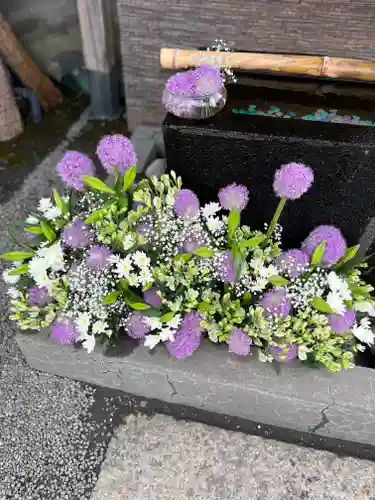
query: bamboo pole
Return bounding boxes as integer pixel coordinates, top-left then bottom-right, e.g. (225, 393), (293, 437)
(0, 58), (23, 141)
(160, 48), (375, 82)
(0, 13), (61, 109)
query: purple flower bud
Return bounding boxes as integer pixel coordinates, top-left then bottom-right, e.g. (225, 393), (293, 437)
(63, 219), (89, 249)
(218, 183), (249, 211)
(227, 328), (252, 356)
(57, 151), (95, 191)
(166, 311), (203, 359)
(275, 249), (310, 278)
(301, 225), (347, 266)
(328, 309), (356, 333)
(273, 162), (314, 200)
(125, 312), (150, 339)
(51, 320), (77, 345)
(143, 287), (163, 309)
(87, 246), (112, 269)
(261, 289), (291, 318)
(216, 251), (236, 284)
(268, 343), (298, 362)
(174, 189), (200, 219)
(28, 285), (50, 307)
(96, 134), (137, 174)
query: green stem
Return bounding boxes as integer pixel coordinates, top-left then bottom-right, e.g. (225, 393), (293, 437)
(264, 196), (287, 245)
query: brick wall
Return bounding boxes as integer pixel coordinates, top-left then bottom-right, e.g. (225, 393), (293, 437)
(117, 0), (375, 130)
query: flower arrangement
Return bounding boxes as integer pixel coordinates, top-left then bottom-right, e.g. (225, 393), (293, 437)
(2, 135), (375, 372)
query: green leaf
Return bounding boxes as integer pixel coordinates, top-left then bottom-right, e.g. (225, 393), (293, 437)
(334, 245), (361, 269)
(198, 301), (211, 312)
(124, 298), (150, 311)
(175, 252), (192, 262)
(227, 208), (240, 241)
(114, 170), (121, 196)
(311, 240), (326, 266)
(0, 251), (34, 261)
(40, 221), (57, 242)
(103, 291), (120, 305)
(142, 308), (162, 318)
(238, 235), (266, 249)
(25, 225), (43, 235)
(269, 275), (290, 286)
(159, 311), (175, 323)
(232, 244), (244, 281)
(193, 246), (215, 258)
(85, 209), (106, 224)
(53, 188), (66, 215)
(9, 263), (29, 276)
(311, 296), (334, 313)
(82, 175), (116, 194)
(118, 194), (128, 211)
(123, 165), (137, 192)
(242, 291), (252, 304)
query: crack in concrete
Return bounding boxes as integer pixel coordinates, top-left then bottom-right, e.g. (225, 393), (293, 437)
(309, 382), (336, 433)
(166, 375), (178, 399)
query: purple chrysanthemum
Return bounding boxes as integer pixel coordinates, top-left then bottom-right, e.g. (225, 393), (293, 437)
(125, 312), (151, 339)
(328, 309), (356, 333)
(96, 134), (137, 174)
(166, 311), (203, 360)
(275, 249), (310, 278)
(268, 343), (298, 362)
(28, 285), (50, 307)
(227, 328), (252, 356)
(261, 289), (292, 318)
(216, 251), (236, 283)
(174, 189), (200, 219)
(301, 225), (347, 265)
(218, 183), (249, 212)
(63, 219), (89, 249)
(56, 151), (95, 191)
(51, 320), (77, 345)
(143, 287), (163, 309)
(273, 162), (314, 200)
(87, 246), (112, 269)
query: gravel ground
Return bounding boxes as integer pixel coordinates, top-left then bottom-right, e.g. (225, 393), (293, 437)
(0, 110), (126, 500)
(92, 414), (375, 500)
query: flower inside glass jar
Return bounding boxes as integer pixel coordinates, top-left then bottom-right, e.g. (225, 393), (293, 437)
(162, 64), (227, 119)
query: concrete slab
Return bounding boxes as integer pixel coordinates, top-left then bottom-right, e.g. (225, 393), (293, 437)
(16, 331), (375, 447)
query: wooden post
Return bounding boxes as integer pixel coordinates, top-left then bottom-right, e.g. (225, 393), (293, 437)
(0, 58), (23, 141)
(77, 0), (122, 119)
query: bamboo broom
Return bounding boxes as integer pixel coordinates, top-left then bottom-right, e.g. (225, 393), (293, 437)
(0, 13), (61, 109)
(160, 48), (375, 82)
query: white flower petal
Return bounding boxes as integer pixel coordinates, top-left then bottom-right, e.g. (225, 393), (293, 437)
(201, 202), (221, 219)
(352, 318), (374, 346)
(144, 334), (161, 349)
(3, 269), (20, 284)
(326, 292), (345, 315)
(81, 335), (96, 353)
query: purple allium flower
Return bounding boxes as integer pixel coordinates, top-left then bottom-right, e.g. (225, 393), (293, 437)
(275, 249), (310, 278)
(273, 162), (314, 200)
(166, 65), (222, 96)
(301, 225), (347, 265)
(63, 219), (89, 249)
(28, 285), (50, 307)
(328, 309), (356, 333)
(268, 343), (298, 362)
(227, 328), (252, 356)
(261, 289), (292, 318)
(51, 320), (77, 345)
(216, 251), (236, 283)
(87, 246), (112, 269)
(96, 134), (137, 174)
(56, 151), (95, 191)
(143, 287), (163, 309)
(218, 183), (249, 212)
(174, 189), (200, 219)
(125, 312), (151, 339)
(166, 311), (203, 360)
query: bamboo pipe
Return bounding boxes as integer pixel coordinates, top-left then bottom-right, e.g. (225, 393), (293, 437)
(160, 48), (375, 82)
(0, 58), (23, 141)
